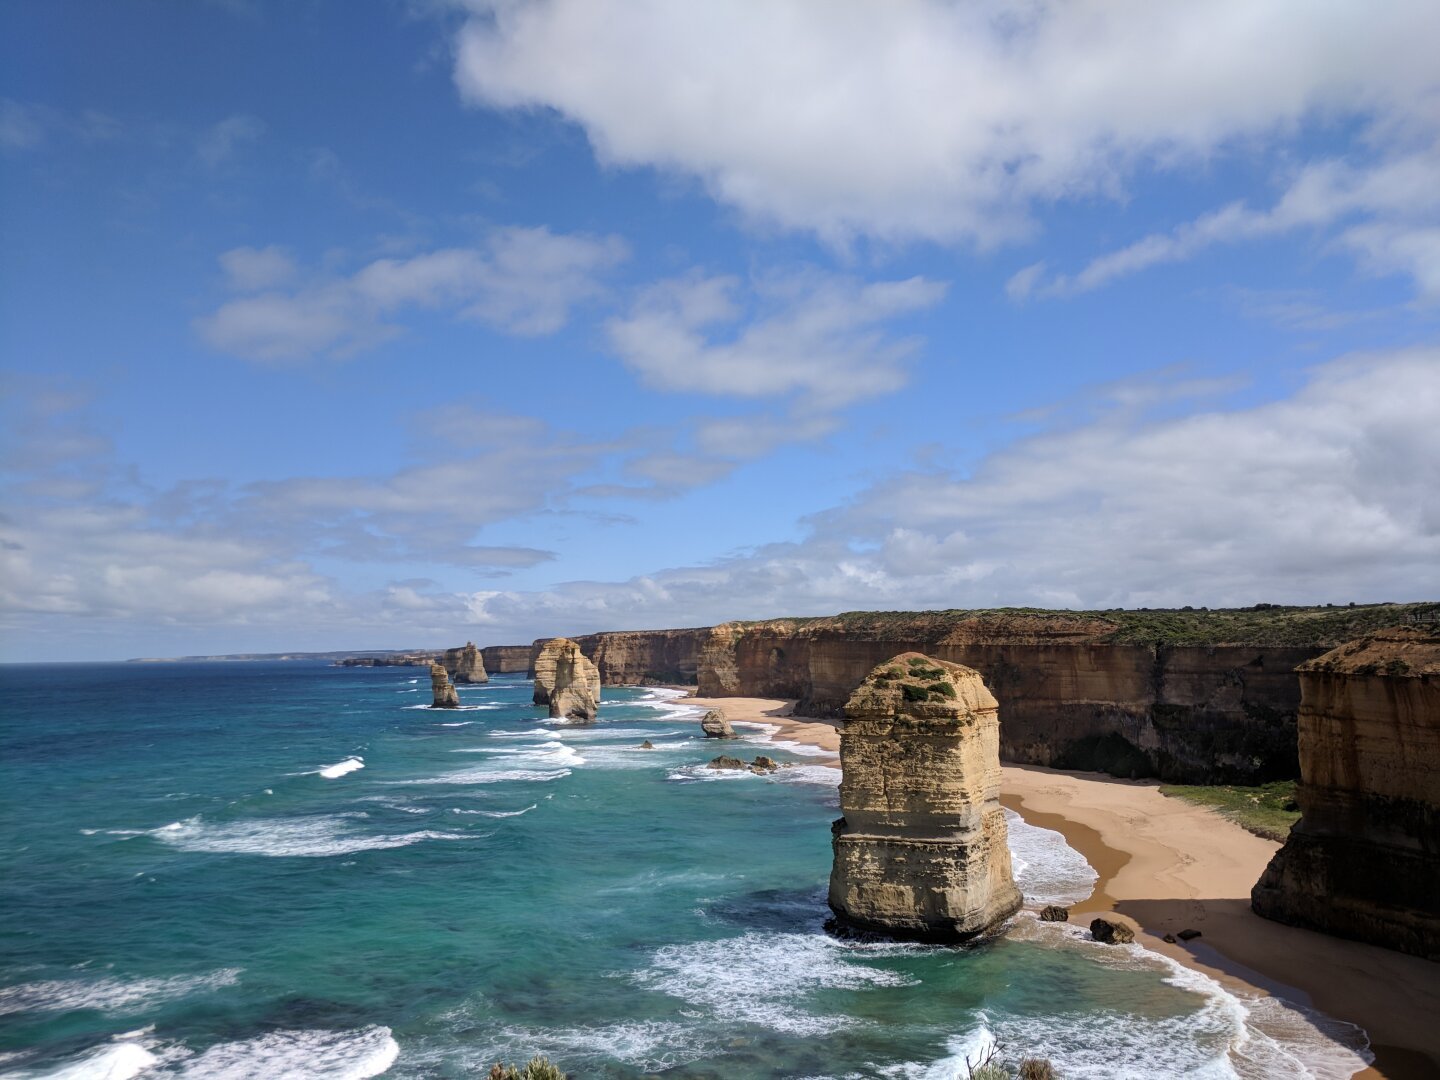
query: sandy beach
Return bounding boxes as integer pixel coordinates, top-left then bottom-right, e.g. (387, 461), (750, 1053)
(684, 694), (1440, 1079)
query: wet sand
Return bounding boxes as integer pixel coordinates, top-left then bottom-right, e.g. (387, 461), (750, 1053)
(683, 694), (1440, 1079)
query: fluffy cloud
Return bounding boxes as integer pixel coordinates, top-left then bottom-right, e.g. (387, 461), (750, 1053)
(196, 226), (628, 360)
(461, 347), (1440, 638)
(453, 0), (1440, 246)
(605, 270), (946, 411)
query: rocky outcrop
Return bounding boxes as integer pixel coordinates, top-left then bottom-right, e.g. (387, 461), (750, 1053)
(1039, 905), (1070, 922)
(443, 642), (488, 684)
(1090, 917), (1135, 944)
(828, 654), (1022, 941)
(692, 610), (1416, 783)
(430, 662), (460, 708)
(1252, 626), (1440, 960)
(700, 709), (736, 739)
(481, 645), (532, 674)
(532, 637), (601, 722)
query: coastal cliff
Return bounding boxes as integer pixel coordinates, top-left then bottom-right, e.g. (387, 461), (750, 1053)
(692, 606), (1431, 783)
(442, 642), (488, 684)
(1252, 626), (1440, 959)
(481, 645), (532, 674)
(829, 654), (1021, 940)
(532, 638), (601, 722)
(544, 627), (707, 685)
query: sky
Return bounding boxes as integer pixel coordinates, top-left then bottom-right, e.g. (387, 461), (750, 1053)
(2, 0), (1438, 661)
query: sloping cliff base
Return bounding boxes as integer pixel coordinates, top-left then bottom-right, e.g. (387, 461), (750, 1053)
(719, 695), (1439, 1078)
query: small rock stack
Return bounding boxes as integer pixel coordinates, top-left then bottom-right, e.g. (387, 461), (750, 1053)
(829, 653), (1021, 941)
(430, 662), (460, 708)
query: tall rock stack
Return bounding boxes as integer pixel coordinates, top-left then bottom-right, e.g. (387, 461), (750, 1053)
(829, 653), (1021, 941)
(532, 637), (601, 723)
(430, 662), (460, 708)
(1252, 626), (1440, 959)
(444, 642), (489, 684)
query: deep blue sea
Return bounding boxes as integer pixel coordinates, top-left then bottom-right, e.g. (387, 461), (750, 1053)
(0, 662), (1373, 1078)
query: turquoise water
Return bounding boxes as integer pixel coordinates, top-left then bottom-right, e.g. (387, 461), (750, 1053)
(0, 663), (1371, 1078)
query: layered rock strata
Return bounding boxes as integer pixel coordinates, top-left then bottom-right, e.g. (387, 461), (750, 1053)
(443, 642), (488, 684)
(480, 645), (532, 674)
(1252, 626), (1440, 959)
(829, 654), (1021, 941)
(532, 637), (601, 722)
(695, 614), (1344, 783)
(430, 662), (460, 708)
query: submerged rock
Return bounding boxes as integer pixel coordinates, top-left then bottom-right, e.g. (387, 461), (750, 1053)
(443, 641), (488, 684)
(707, 755), (746, 771)
(532, 637), (601, 723)
(639, 740), (655, 750)
(828, 653), (1022, 941)
(1038, 905), (1070, 923)
(430, 663), (460, 708)
(1252, 626), (1440, 960)
(700, 708), (737, 739)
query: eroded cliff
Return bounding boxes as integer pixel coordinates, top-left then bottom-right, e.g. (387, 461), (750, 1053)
(693, 608), (1429, 783)
(829, 654), (1021, 940)
(533, 637), (601, 722)
(480, 645), (532, 674)
(1251, 626), (1440, 959)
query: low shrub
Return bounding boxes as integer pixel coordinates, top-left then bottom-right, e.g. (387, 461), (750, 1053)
(1018, 1059), (1057, 1080)
(927, 681), (957, 699)
(487, 1057), (566, 1080)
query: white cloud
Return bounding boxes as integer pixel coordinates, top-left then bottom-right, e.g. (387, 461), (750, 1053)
(453, 0), (1440, 247)
(197, 113), (266, 166)
(605, 270), (945, 410)
(196, 226), (628, 360)
(1011, 146), (1440, 299)
(460, 347), (1440, 638)
(219, 245), (297, 291)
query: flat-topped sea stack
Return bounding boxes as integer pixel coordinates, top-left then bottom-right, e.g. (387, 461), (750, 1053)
(533, 637), (601, 723)
(430, 662), (460, 708)
(443, 642), (488, 684)
(829, 653), (1021, 941)
(1252, 626), (1440, 959)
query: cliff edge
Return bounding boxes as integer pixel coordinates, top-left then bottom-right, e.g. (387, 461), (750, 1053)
(1252, 626), (1440, 959)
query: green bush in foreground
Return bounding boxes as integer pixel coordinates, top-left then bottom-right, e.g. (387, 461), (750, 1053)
(487, 1057), (566, 1080)
(1019, 1059), (1058, 1080)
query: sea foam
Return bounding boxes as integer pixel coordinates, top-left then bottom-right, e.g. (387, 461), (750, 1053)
(149, 815), (466, 857)
(317, 757), (364, 779)
(1005, 807), (1099, 907)
(0, 969), (240, 1018)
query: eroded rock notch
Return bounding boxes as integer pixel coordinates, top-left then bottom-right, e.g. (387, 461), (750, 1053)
(828, 653), (1021, 941)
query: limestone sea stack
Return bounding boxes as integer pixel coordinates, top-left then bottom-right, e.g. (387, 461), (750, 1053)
(532, 637), (601, 723)
(1252, 625), (1440, 959)
(829, 653), (1021, 941)
(443, 642), (488, 684)
(430, 662), (460, 708)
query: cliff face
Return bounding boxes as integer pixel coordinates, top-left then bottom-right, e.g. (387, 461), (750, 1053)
(442, 642), (488, 684)
(480, 645), (532, 674)
(829, 654), (1021, 940)
(697, 616), (1319, 783)
(560, 627), (708, 685)
(430, 662), (460, 708)
(1252, 627), (1440, 959)
(532, 638), (601, 722)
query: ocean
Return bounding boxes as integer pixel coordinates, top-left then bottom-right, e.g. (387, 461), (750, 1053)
(0, 662), (1373, 1078)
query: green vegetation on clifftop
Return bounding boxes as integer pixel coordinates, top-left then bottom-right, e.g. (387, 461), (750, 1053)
(730, 602), (1437, 647)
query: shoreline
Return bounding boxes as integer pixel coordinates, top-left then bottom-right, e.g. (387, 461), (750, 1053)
(683, 694), (1440, 1080)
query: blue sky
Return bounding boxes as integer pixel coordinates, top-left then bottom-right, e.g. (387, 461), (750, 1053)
(2, 1), (1438, 661)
